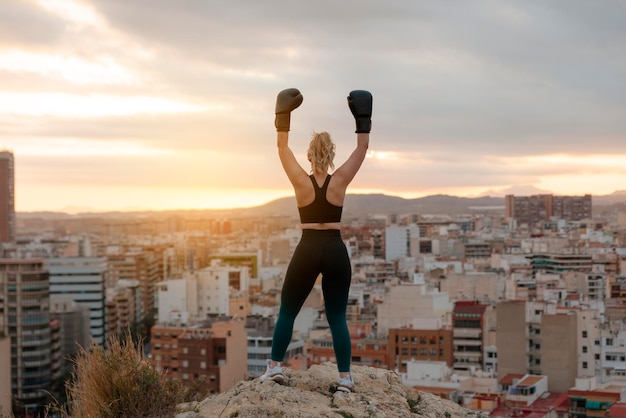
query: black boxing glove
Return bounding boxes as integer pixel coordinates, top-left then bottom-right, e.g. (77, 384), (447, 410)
(347, 90), (372, 133)
(275, 88), (303, 132)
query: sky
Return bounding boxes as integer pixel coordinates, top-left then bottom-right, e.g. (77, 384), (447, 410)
(1, 0), (625, 213)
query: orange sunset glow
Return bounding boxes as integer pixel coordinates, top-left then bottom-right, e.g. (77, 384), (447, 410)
(1, 0), (625, 213)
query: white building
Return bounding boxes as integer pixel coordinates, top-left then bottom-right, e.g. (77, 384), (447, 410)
(385, 224), (419, 262)
(156, 278), (190, 325)
(196, 263), (246, 316)
(156, 263), (250, 323)
(599, 324), (626, 384)
(45, 257), (108, 345)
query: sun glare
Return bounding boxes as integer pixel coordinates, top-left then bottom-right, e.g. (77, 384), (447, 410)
(367, 150), (399, 160)
(16, 185), (293, 213)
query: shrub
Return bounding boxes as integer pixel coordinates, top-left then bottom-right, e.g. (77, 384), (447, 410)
(66, 333), (183, 418)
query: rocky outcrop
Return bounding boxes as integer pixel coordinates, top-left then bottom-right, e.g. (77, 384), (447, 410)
(175, 362), (484, 418)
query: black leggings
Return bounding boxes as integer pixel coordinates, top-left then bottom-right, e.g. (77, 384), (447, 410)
(271, 229), (352, 372)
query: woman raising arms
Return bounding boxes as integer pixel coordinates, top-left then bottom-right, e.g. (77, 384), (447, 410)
(261, 88), (372, 393)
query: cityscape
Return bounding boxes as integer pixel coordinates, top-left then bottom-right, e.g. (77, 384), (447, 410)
(2, 1), (626, 417)
(2, 149), (626, 417)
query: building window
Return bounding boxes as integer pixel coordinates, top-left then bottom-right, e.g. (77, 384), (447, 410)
(582, 346), (587, 353)
(201, 361), (206, 369)
(582, 362), (588, 369)
(182, 360), (188, 367)
(582, 330), (587, 338)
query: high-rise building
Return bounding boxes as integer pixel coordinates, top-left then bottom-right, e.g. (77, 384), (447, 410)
(50, 295), (91, 374)
(505, 194), (592, 225)
(0, 259), (51, 416)
(108, 251), (160, 324)
(452, 301), (493, 373)
(0, 331), (10, 415)
(0, 151), (15, 244)
(45, 257), (108, 345)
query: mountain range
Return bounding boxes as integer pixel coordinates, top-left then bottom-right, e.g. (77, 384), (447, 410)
(233, 190), (626, 219)
(16, 190), (626, 219)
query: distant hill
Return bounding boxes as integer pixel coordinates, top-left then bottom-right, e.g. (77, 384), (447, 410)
(236, 190), (626, 218)
(16, 190), (626, 219)
(234, 194), (506, 218)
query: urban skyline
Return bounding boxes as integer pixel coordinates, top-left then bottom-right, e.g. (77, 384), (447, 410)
(1, 1), (625, 213)
(2, 131), (626, 415)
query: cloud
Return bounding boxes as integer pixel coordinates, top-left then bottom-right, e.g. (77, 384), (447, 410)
(1, 0), (626, 211)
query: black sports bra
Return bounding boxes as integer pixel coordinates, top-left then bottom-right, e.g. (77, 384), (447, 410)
(298, 175), (343, 223)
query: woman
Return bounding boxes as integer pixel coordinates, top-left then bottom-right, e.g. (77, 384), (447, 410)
(261, 88), (372, 393)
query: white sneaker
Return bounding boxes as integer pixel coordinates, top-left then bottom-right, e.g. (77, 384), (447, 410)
(336, 374), (354, 393)
(260, 359), (284, 383)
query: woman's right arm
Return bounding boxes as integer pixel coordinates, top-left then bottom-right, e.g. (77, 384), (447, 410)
(334, 90), (373, 188)
(333, 133), (369, 187)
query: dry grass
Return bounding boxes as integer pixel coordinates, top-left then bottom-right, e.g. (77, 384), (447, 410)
(65, 334), (184, 418)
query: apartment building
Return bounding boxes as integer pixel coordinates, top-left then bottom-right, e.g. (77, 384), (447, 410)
(0, 151), (15, 244)
(496, 299), (600, 393)
(568, 377), (625, 417)
(462, 240), (492, 259)
(377, 283), (453, 337)
(106, 279), (140, 337)
(0, 332), (10, 416)
(45, 257), (108, 345)
(541, 311), (579, 392)
(246, 315), (304, 377)
(388, 325), (453, 372)
(108, 251), (160, 324)
(150, 316), (247, 393)
(307, 333), (388, 370)
(385, 224), (420, 262)
(496, 301), (528, 380)
(599, 325), (626, 384)
(452, 301), (493, 374)
(0, 259), (50, 416)
(49, 295), (90, 374)
(505, 194), (592, 225)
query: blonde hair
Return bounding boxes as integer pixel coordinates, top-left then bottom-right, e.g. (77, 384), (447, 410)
(307, 131), (335, 173)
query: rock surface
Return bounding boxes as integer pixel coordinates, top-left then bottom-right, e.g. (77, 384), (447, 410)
(175, 362), (484, 418)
